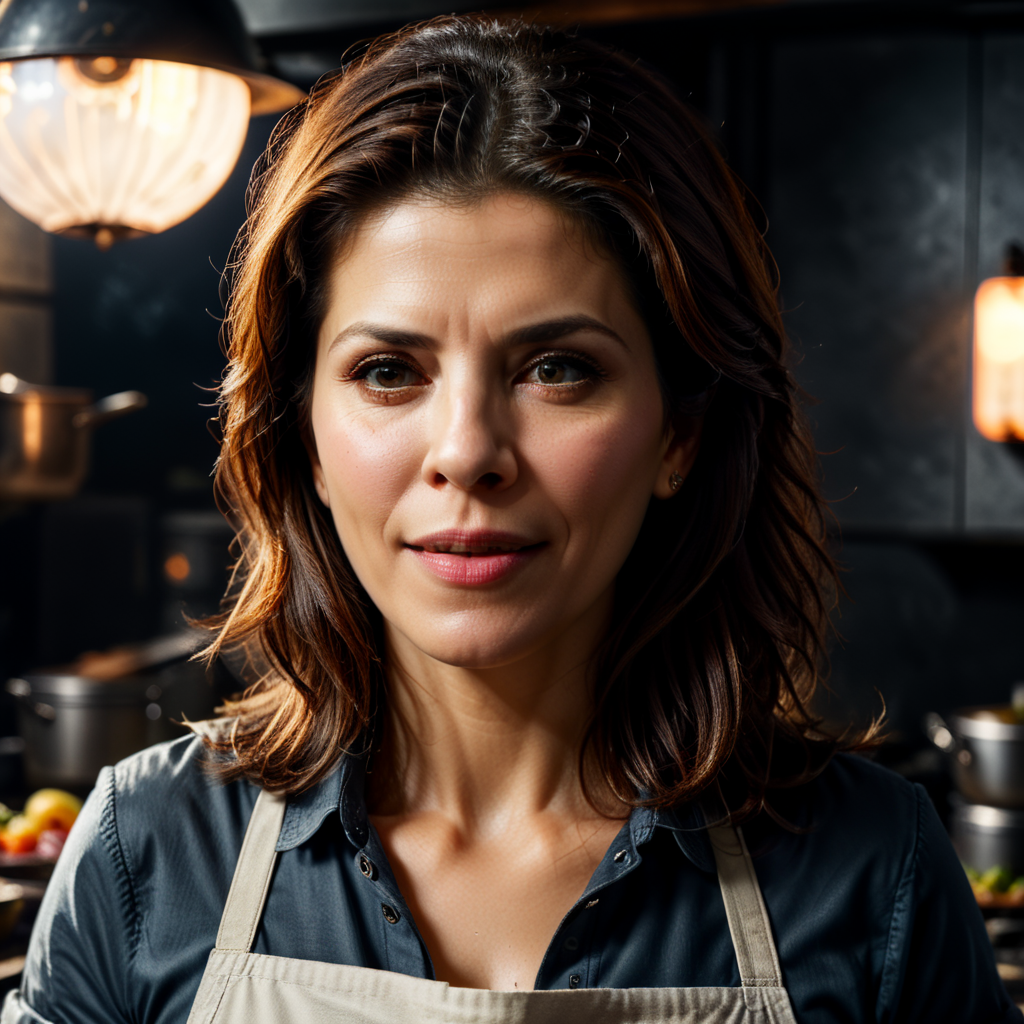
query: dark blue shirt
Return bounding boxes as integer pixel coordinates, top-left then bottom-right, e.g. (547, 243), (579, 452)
(1, 734), (1018, 1023)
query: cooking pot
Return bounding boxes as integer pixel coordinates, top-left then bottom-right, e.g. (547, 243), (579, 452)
(950, 798), (1024, 876)
(0, 372), (146, 500)
(926, 708), (1024, 808)
(6, 674), (161, 795)
(5, 632), (217, 795)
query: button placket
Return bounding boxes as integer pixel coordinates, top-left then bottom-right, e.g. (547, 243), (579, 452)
(555, 833), (646, 991)
(554, 889), (605, 990)
(535, 816), (647, 991)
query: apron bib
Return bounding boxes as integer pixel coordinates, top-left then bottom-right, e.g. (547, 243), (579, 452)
(186, 791), (799, 1024)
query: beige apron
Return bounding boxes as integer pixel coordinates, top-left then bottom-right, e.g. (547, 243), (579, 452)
(186, 791), (800, 1024)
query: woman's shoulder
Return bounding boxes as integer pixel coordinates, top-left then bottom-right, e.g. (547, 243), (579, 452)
(11, 733), (261, 1023)
(103, 729), (259, 860)
(766, 748), (922, 836)
(751, 758), (1016, 1021)
(747, 751), (935, 896)
(809, 749), (921, 824)
(108, 727), (240, 800)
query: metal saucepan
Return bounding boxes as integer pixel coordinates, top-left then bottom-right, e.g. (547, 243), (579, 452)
(950, 798), (1024, 875)
(0, 372), (146, 501)
(926, 707), (1024, 809)
(5, 632), (212, 796)
(6, 674), (161, 796)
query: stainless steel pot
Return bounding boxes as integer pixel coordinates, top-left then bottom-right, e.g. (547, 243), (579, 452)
(0, 372), (146, 501)
(950, 799), (1024, 875)
(5, 674), (160, 796)
(5, 633), (216, 795)
(926, 708), (1024, 808)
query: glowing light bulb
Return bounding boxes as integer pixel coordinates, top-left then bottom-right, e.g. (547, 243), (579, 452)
(973, 276), (1024, 442)
(0, 55), (250, 241)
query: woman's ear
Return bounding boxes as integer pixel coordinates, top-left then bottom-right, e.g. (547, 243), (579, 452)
(653, 415), (702, 500)
(303, 431), (331, 508)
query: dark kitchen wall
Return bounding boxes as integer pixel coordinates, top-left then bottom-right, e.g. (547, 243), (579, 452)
(3, 0), (1023, 750)
(576, 6), (1024, 743)
(756, 23), (1024, 738)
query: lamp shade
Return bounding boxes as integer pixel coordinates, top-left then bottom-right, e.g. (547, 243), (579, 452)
(0, 0), (304, 243)
(973, 276), (1024, 442)
(0, 56), (251, 239)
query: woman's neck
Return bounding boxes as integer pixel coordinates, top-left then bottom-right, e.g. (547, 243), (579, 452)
(367, 601), (625, 833)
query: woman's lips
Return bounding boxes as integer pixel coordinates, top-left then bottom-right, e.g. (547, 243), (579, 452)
(404, 530), (542, 585)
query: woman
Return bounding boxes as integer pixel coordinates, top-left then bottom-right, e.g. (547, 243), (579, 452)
(4, 14), (1015, 1024)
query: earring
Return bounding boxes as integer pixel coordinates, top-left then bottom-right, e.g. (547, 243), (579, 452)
(668, 472), (684, 493)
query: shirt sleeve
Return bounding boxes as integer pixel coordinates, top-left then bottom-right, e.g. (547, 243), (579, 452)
(880, 782), (1021, 1024)
(1, 767), (135, 1024)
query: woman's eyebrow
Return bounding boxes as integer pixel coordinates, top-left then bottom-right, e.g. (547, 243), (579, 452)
(327, 314), (628, 353)
(505, 315), (628, 350)
(327, 322), (432, 352)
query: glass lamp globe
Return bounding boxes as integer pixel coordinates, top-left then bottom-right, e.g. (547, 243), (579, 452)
(0, 54), (251, 245)
(973, 275), (1024, 442)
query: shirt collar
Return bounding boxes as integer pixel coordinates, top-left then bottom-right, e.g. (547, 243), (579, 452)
(654, 802), (717, 873)
(276, 751), (364, 852)
(276, 751), (717, 873)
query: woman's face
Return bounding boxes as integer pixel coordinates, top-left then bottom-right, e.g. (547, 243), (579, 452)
(308, 193), (697, 670)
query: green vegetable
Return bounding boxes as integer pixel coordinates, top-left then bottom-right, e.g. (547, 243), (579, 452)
(963, 863), (981, 883)
(979, 865), (1015, 893)
(0, 803), (12, 827)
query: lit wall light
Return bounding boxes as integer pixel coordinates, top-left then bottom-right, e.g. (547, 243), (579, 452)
(0, 0), (303, 247)
(974, 244), (1024, 442)
(164, 552), (191, 584)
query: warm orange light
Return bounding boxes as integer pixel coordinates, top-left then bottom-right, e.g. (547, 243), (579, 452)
(973, 276), (1024, 441)
(21, 395), (41, 463)
(164, 553), (190, 583)
(0, 56), (250, 239)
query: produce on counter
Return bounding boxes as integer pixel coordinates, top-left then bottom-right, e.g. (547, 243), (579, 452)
(964, 862), (1024, 905)
(24, 788), (82, 833)
(0, 789), (82, 856)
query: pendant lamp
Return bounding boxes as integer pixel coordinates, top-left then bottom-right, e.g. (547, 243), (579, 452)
(0, 0), (304, 247)
(974, 244), (1024, 443)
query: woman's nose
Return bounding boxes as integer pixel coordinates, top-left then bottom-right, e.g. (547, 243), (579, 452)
(422, 384), (518, 492)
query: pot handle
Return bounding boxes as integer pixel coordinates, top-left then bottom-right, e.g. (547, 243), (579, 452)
(73, 390), (147, 429)
(923, 711), (973, 766)
(5, 678), (56, 721)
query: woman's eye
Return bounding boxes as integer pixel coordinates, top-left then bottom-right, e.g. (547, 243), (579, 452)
(361, 361), (420, 389)
(526, 358), (592, 386)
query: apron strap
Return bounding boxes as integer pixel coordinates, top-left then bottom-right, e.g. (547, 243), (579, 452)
(707, 825), (784, 988)
(215, 789), (287, 953)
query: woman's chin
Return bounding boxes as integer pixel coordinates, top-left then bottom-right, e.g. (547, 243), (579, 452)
(386, 610), (566, 673)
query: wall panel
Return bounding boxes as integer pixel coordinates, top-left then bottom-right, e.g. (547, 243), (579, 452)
(768, 35), (969, 531)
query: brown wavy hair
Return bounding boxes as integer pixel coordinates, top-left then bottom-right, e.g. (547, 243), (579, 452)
(202, 14), (877, 818)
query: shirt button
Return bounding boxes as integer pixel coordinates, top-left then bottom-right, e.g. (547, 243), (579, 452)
(569, 974), (581, 989)
(613, 849), (629, 864)
(359, 855), (376, 879)
(563, 936), (579, 951)
(381, 903), (400, 925)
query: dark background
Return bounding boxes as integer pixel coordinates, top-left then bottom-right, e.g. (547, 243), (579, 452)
(2, 0), (1024, 752)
